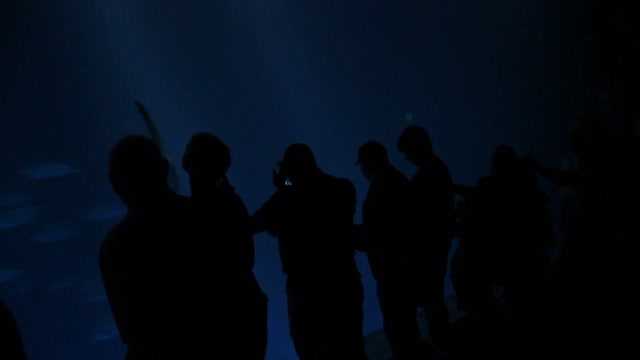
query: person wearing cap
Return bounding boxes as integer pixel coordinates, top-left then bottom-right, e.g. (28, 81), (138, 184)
(250, 143), (367, 360)
(355, 141), (427, 359)
(397, 125), (456, 352)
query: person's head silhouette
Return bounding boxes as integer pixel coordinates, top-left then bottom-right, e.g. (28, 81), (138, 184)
(397, 125), (434, 167)
(491, 144), (519, 176)
(280, 144), (319, 185)
(108, 135), (170, 206)
(356, 141), (390, 182)
(182, 132), (231, 182)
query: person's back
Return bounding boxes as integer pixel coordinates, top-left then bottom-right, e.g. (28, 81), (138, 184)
(182, 132), (267, 359)
(356, 141), (425, 359)
(362, 165), (414, 280)
(101, 194), (211, 356)
(0, 299), (27, 360)
(273, 173), (360, 281)
(100, 135), (215, 359)
(410, 155), (456, 247)
(251, 143), (366, 360)
(483, 149), (554, 282)
(397, 125), (455, 352)
(182, 133), (258, 278)
(192, 185), (256, 275)
(188, 185), (268, 359)
(480, 146), (555, 359)
(450, 182), (499, 316)
(280, 173), (365, 360)
(406, 151), (456, 299)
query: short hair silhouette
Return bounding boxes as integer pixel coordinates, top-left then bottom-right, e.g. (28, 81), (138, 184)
(182, 132), (231, 178)
(357, 141), (389, 168)
(397, 125), (433, 154)
(281, 143), (318, 177)
(109, 135), (167, 182)
(108, 135), (168, 202)
(491, 144), (519, 175)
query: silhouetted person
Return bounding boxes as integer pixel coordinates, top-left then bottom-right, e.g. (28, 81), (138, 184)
(182, 132), (268, 359)
(528, 114), (639, 358)
(397, 126), (454, 352)
(449, 190), (507, 360)
(354, 141), (426, 360)
(450, 186), (497, 316)
(0, 299), (27, 360)
(250, 144), (367, 360)
(529, 115), (626, 276)
(100, 135), (212, 359)
(480, 145), (554, 359)
(487, 145), (554, 286)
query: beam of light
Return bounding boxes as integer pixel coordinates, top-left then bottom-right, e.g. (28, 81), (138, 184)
(77, 1), (192, 193)
(225, 2), (386, 356)
(73, 3), (304, 359)
(228, 1), (349, 156)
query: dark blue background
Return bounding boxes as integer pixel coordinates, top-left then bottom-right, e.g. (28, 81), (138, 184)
(1, 1), (635, 359)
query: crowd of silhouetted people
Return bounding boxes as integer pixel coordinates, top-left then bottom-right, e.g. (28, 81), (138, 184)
(2, 110), (638, 359)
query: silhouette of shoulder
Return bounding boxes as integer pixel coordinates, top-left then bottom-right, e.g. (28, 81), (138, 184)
(100, 215), (134, 267)
(1, 299), (27, 359)
(380, 167), (411, 188)
(327, 175), (357, 214)
(477, 176), (494, 189)
(415, 156), (451, 180)
(336, 176), (356, 195)
(365, 168), (411, 212)
(101, 194), (192, 250)
(224, 188), (251, 219)
(410, 159), (453, 206)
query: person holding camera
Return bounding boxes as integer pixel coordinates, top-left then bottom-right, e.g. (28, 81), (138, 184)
(250, 143), (367, 360)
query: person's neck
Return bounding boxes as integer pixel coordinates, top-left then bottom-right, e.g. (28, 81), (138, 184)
(291, 168), (323, 186)
(190, 176), (228, 199)
(415, 153), (435, 168)
(369, 164), (391, 182)
(126, 185), (173, 212)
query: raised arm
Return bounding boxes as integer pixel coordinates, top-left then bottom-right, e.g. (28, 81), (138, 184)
(249, 191), (284, 237)
(520, 153), (589, 188)
(134, 101), (179, 193)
